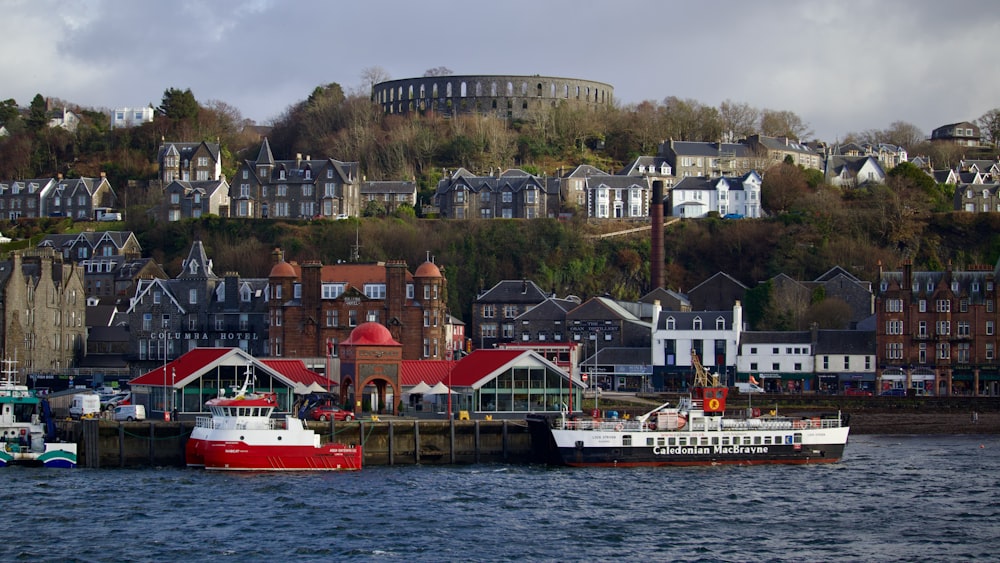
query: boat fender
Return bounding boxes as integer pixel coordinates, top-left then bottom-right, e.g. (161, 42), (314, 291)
(19, 428), (26, 436)
(647, 422), (657, 431)
(614, 423), (623, 431)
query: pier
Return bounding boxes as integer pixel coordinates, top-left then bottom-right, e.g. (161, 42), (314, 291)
(69, 418), (534, 469)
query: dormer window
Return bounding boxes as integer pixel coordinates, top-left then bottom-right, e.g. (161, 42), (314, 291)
(190, 260), (199, 275)
(279, 169), (285, 180)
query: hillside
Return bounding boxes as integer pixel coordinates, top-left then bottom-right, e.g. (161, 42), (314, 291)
(93, 208), (1000, 329)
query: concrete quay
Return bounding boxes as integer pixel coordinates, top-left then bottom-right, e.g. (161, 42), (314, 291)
(68, 418), (534, 469)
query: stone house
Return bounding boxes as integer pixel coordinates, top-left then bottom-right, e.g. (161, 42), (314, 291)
(126, 241), (269, 373)
(744, 134), (823, 170)
(360, 180), (417, 214)
(163, 179), (230, 221)
(931, 121), (982, 147)
(43, 174), (118, 220)
(158, 141), (222, 183)
(471, 280), (550, 350)
(659, 140), (756, 179)
(231, 138), (359, 219)
(435, 168), (556, 219)
(511, 296), (580, 345)
(37, 230), (165, 302)
(686, 272), (749, 312)
(0, 248), (87, 375)
(0, 178), (55, 219)
(955, 183), (1000, 213)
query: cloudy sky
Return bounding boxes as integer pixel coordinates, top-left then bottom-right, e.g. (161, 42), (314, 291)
(4, 0), (997, 142)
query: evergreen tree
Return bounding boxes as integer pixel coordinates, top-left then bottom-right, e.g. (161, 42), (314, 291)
(158, 88), (199, 120)
(27, 93), (48, 131)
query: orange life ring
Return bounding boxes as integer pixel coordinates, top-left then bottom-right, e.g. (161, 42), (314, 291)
(614, 423), (624, 431)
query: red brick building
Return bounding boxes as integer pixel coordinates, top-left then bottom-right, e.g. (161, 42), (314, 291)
(267, 249), (448, 361)
(877, 260), (1000, 396)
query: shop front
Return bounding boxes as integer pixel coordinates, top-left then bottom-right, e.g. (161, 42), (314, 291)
(838, 372), (875, 394)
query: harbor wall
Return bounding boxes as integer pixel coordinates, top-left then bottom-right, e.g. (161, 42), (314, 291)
(68, 419), (535, 469)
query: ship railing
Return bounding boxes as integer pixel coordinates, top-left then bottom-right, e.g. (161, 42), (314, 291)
(722, 416), (843, 431)
(193, 416), (286, 430)
(559, 418), (650, 431)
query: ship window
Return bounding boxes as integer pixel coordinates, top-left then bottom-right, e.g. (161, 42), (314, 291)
(754, 436), (762, 445)
(668, 437), (676, 446)
(711, 437), (719, 446)
(744, 437), (752, 445)
(722, 437), (730, 445)
(623, 435), (632, 446)
(701, 437), (710, 446)
(646, 437), (655, 446)
(794, 433), (802, 444)
(678, 437), (687, 446)
(764, 436), (772, 445)
(656, 437), (665, 446)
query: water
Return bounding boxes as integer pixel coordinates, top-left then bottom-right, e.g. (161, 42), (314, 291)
(4, 435), (999, 562)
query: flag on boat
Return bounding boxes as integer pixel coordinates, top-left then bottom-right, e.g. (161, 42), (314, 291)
(749, 375), (759, 385)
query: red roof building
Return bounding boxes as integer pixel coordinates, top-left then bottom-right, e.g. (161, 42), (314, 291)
(130, 347), (330, 418)
(400, 349), (586, 416)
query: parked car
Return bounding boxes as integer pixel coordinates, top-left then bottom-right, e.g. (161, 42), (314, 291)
(102, 391), (131, 410)
(113, 404), (146, 422)
(308, 405), (354, 422)
(735, 382), (765, 393)
(880, 388), (907, 397)
(844, 387), (873, 397)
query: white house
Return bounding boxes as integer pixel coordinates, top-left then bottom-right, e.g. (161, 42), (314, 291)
(737, 331), (816, 392)
(111, 107), (155, 129)
(669, 171), (761, 218)
(824, 155), (886, 187)
(651, 301), (743, 387)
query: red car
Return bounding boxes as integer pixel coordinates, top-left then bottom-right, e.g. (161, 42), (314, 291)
(844, 387), (873, 397)
(308, 405), (354, 422)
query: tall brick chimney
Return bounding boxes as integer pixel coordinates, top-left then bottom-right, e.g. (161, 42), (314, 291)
(651, 180), (665, 290)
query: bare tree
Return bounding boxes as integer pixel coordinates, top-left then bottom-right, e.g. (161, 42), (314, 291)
(881, 121), (925, 150)
(360, 66), (392, 95)
(718, 99), (760, 139)
(978, 108), (1000, 147)
(661, 97), (722, 141)
(760, 109), (813, 141)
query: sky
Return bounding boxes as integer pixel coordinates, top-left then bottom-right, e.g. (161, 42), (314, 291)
(3, 0), (998, 143)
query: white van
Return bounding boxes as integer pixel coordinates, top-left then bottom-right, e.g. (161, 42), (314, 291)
(70, 394), (101, 419)
(113, 404), (146, 422)
(735, 382), (765, 394)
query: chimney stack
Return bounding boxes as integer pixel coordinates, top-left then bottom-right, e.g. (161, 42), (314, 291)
(651, 180), (665, 290)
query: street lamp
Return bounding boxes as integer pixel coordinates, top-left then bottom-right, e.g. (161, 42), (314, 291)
(160, 330), (172, 420)
(446, 348), (453, 419)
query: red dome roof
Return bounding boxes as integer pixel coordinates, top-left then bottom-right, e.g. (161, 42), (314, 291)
(344, 322), (399, 346)
(269, 260), (296, 278)
(414, 260), (442, 278)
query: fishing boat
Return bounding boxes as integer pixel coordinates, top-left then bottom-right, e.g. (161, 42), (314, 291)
(185, 368), (362, 471)
(528, 351), (849, 467)
(0, 359), (77, 468)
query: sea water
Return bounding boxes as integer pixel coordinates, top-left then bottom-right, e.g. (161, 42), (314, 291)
(4, 435), (998, 562)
